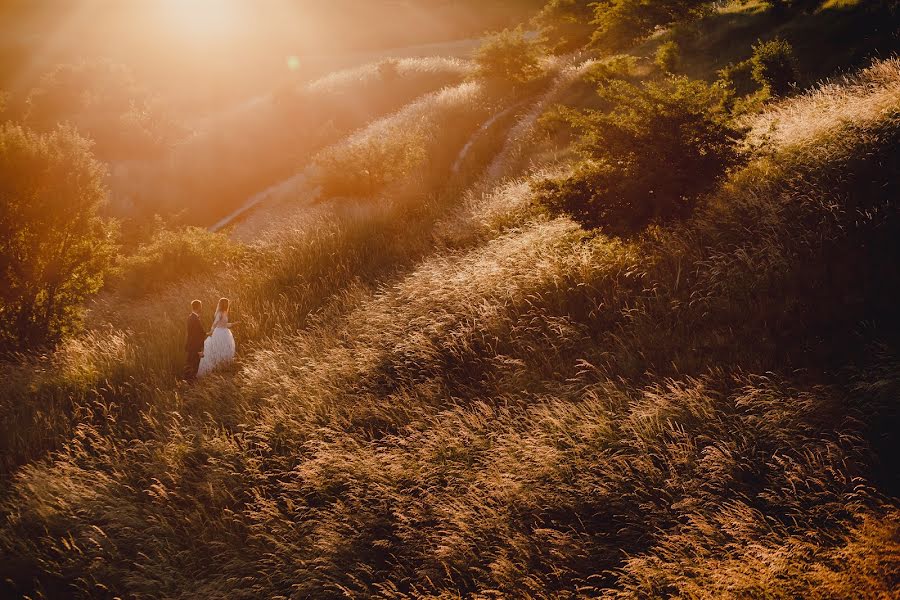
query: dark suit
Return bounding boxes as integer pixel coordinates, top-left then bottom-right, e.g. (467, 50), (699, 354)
(184, 312), (206, 380)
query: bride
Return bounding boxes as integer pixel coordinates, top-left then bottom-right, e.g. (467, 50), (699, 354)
(197, 297), (237, 377)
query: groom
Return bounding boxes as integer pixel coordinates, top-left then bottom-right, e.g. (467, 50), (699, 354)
(184, 299), (206, 380)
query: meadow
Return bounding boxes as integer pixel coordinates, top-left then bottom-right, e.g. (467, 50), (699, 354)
(1, 1), (899, 598)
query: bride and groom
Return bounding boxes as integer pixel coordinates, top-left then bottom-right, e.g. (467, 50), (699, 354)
(184, 297), (237, 380)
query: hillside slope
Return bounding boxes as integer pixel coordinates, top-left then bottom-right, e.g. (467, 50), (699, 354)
(2, 2), (900, 597)
(2, 51), (899, 598)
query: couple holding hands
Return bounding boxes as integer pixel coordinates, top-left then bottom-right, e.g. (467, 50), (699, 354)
(184, 297), (237, 380)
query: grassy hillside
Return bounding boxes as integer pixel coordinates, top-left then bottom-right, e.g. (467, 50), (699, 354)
(1, 1), (899, 598)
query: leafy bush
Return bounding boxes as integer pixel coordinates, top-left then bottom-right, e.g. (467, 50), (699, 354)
(717, 58), (772, 115)
(591, 0), (711, 51)
(0, 124), (117, 353)
(314, 126), (428, 198)
(474, 28), (545, 89)
(584, 54), (639, 85)
(535, 76), (744, 233)
(751, 37), (799, 96)
(718, 58), (757, 97)
(115, 226), (244, 298)
(655, 40), (681, 72)
(533, 0), (596, 52)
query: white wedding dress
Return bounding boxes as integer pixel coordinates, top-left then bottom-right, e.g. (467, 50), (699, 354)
(197, 310), (236, 377)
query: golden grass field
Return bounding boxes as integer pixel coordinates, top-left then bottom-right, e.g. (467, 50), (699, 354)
(1, 1), (899, 598)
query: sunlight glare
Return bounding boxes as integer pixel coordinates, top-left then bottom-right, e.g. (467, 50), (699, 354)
(157, 0), (246, 43)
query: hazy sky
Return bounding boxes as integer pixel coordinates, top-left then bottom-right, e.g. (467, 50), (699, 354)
(0, 0), (538, 114)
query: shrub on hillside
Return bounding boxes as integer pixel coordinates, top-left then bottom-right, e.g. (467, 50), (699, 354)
(591, 0), (711, 51)
(0, 124), (117, 353)
(314, 126), (428, 198)
(584, 55), (639, 85)
(655, 40), (681, 73)
(534, 76), (744, 234)
(533, 0), (596, 52)
(751, 38), (799, 96)
(718, 59), (757, 97)
(717, 59), (771, 115)
(474, 28), (545, 90)
(114, 226), (244, 298)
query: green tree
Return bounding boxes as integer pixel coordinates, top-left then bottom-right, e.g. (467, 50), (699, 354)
(535, 76), (744, 233)
(591, 0), (711, 51)
(115, 225), (244, 298)
(474, 28), (545, 89)
(533, 0), (596, 52)
(0, 124), (117, 353)
(751, 38), (798, 96)
(655, 40), (681, 72)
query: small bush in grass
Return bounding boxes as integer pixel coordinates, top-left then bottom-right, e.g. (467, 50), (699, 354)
(474, 28), (545, 90)
(585, 54), (639, 85)
(717, 59), (772, 115)
(751, 37), (798, 96)
(534, 77), (745, 234)
(314, 126), (428, 198)
(655, 40), (681, 73)
(718, 59), (757, 97)
(116, 226), (244, 298)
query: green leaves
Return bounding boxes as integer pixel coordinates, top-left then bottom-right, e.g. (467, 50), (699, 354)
(474, 28), (546, 90)
(590, 0), (712, 51)
(0, 124), (117, 353)
(535, 76), (745, 234)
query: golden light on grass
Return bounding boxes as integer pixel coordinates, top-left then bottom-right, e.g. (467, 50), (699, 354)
(1, 0), (899, 597)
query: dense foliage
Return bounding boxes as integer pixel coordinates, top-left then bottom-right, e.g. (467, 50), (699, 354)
(535, 76), (744, 233)
(114, 226), (245, 298)
(0, 124), (116, 353)
(533, 0), (596, 51)
(591, 0), (711, 50)
(473, 28), (546, 89)
(534, 0), (713, 52)
(750, 37), (799, 96)
(655, 39), (681, 72)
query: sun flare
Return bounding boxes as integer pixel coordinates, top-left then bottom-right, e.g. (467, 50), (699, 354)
(156, 0), (246, 42)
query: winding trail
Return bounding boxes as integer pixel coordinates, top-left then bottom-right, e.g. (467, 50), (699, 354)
(484, 55), (594, 183)
(209, 171), (314, 233)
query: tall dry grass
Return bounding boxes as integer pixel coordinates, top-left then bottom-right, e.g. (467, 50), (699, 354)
(1, 57), (899, 599)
